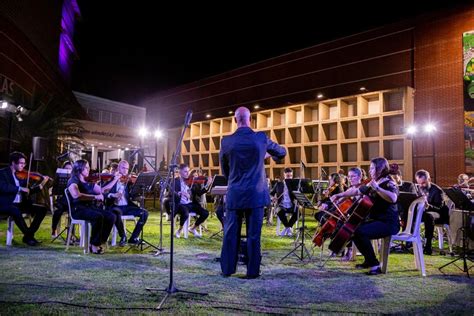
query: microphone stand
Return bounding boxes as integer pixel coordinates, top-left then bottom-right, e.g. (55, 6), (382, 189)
(146, 111), (207, 309)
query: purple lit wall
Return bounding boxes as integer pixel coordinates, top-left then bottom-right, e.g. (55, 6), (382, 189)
(59, 0), (81, 82)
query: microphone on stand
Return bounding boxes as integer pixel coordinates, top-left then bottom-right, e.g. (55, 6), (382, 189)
(184, 110), (193, 127)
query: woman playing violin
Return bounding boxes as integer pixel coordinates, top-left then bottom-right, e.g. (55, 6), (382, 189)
(67, 159), (116, 254)
(330, 157), (399, 275)
(0, 151), (49, 246)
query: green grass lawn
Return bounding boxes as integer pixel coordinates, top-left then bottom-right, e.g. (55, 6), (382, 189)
(0, 205), (473, 315)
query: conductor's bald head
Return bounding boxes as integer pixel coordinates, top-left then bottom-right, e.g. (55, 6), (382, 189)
(234, 107), (251, 127)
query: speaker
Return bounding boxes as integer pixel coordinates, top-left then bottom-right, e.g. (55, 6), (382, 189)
(32, 137), (48, 161)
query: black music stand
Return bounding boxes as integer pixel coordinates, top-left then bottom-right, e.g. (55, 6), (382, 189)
(280, 191), (316, 261)
(51, 168), (71, 243)
(209, 175), (228, 239)
(439, 188), (474, 277)
(127, 172), (160, 252)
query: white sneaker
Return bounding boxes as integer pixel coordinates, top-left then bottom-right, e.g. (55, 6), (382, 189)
(189, 228), (202, 238)
(175, 229), (181, 238)
(287, 227), (293, 237)
(279, 227), (288, 236)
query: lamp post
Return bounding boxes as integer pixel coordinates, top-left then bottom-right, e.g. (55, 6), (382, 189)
(406, 123), (437, 182)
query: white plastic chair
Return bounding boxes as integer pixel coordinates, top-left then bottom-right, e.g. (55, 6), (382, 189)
(6, 214), (32, 246)
(64, 188), (91, 254)
(380, 197), (427, 276)
(111, 215), (137, 246)
(175, 212), (202, 238)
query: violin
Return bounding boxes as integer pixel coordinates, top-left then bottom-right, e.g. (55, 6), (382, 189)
(184, 176), (208, 186)
(85, 173), (115, 183)
(15, 170), (46, 183)
(120, 174), (138, 185)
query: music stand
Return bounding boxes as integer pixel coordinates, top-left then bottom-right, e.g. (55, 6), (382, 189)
(280, 191), (316, 261)
(439, 188), (474, 277)
(127, 172), (160, 252)
(209, 175), (228, 239)
(51, 168), (71, 243)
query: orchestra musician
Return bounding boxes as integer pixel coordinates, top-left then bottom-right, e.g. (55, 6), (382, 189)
(0, 151), (50, 246)
(314, 172), (345, 224)
(173, 163), (209, 238)
(270, 167), (297, 237)
(331, 157), (399, 275)
(67, 159), (116, 254)
(103, 160), (148, 246)
(51, 161), (73, 238)
(389, 164), (416, 232)
(414, 169), (450, 255)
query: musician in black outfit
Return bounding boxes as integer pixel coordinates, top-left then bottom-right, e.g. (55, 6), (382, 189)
(0, 151), (50, 246)
(67, 159), (116, 254)
(389, 164), (416, 231)
(331, 157), (399, 275)
(270, 167), (297, 236)
(51, 161), (73, 238)
(104, 160), (148, 245)
(415, 169), (449, 255)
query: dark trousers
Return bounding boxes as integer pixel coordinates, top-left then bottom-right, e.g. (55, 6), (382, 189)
(108, 205), (149, 240)
(276, 205), (297, 228)
(0, 205), (32, 238)
(14, 202), (47, 237)
(352, 220), (399, 267)
(176, 203), (209, 227)
(221, 207), (264, 277)
(422, 210), (449, 249)
(72, 206), (116, 246)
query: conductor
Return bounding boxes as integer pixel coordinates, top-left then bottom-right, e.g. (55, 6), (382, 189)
(219, 107), (286, 279)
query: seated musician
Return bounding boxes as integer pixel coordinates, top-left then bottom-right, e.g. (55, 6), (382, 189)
(415, 169), (450, 255)
(174, 163), (209, 238)
(314, 172), (345, 223)
(0, 151), (49, 246)
(389, 164), (416, 232)
(67, 159), (116, 254)
(331, 157), (399, 275)
(270, 167), (297, 236)
(104, 160), (148, 245)
(51, 161), (73, 238)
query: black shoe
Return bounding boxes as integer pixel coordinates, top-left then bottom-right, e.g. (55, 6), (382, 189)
(22, 236), (37, 246)
(31, 237), (42, 244)
(423, 247), (432, 255)
(128, 237), (141, 245)
(220, 272), (231, 278)
(366, 267), (382, 275)
(355, 262), (370, 269)
(119, 236), (127, 247)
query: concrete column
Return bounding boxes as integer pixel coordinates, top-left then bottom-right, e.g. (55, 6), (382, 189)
(91, 146), (98, 170)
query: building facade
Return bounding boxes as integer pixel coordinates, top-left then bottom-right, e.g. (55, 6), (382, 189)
(142, 4), (474, 186)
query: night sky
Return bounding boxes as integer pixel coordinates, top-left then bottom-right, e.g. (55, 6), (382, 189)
(72, 1), (468, 106)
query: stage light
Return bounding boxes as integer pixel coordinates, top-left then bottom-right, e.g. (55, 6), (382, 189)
(360, 87), (367, 92)
(1, 101), (8, 109)
(154, 129), (163, 139)
(125, 147), (129, 150)
(254, 104), (260, 109)
(406, 125), (417, 135)
(317, 93), (324, 99)
(424, 123), (436, 133)
(138, 127), (148, 138)
(206, 114), (211, 118)
(228, 110), (233, 114)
